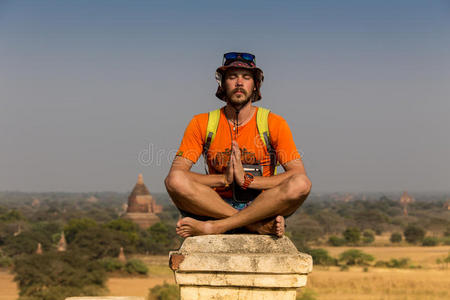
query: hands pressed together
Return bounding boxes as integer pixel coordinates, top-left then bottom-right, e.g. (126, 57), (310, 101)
(224, 140), (245, 187)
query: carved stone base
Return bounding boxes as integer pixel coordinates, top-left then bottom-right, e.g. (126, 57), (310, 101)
(169, 234), (313, 300)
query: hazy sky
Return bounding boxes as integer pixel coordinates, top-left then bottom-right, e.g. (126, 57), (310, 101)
(1, 0), (449, 194)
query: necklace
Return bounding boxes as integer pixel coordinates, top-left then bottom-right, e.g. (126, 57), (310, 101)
(225, 106), (254, 131)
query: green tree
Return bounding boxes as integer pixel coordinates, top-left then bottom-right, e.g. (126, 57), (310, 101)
(0, 209), (24, 222)
(106, 218), (140, 249)
(289, 219), (324, 244)
(422, 236), (439, 246)
(106, 218), (139, 234)
(64, 218), (97, 243)
(125, 259), (148, 275)
(387, 258), (410, 268)
(0, 254), (13, 267)
(339, 249), (374, 266)
(98, 257), (124, 272)
(31, 221), (62, 235)
(354, 209), (389, 234)
(149, 282), (180, 300)
(328, 236), (346, 246)
(13, 250), (106, 300)
(140, 222), (179, 254)
(362, 230), (375, 244)
(404, 225), (425, 244)
(3, 231), (52, 257)
(390, 232), (402, 243)
(296, 288), (318, 300)
(307, 248), (336, 266)
(71, 226), (126, 259)
(343, 227), (361, 244)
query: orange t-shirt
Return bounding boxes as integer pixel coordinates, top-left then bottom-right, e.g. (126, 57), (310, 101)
(176, 106), (302, 197)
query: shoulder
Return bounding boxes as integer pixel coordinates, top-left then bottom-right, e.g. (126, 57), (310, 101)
(255, 106), (286, 123)
(185, 110), (221, 136)
(265, 109), (295, 139)
(267, 110), (287, 124)
(265, 110), (289, 131)
(186, 112), (209, 129)
(191, 112), (209, 122)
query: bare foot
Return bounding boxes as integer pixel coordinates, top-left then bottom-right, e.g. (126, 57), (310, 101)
(247, 215), (285, 237)
(175, 217), (219, 238)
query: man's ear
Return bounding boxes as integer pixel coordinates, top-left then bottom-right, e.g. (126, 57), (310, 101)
(215, 72), (223, 87)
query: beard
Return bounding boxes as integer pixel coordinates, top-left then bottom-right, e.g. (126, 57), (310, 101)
(226, 88), (253, 108)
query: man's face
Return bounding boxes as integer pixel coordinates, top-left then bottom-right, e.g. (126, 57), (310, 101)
(223, 68), (255, 106)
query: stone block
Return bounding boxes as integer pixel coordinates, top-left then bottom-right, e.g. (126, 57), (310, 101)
(170, 234), (313, 300)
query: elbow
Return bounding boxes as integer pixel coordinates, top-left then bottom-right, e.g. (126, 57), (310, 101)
(304, 176), (312, 195)
(165, 169), (190, 196)
(297, 174), (312, 197)
(285, 173), (311, 203)
(164, 171), (178, 193)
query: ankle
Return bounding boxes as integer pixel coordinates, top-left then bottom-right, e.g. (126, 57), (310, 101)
(206, 220), (227, 234)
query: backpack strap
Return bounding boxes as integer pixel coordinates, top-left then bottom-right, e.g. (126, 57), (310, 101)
(256, 107), (278, 175)
(203, 107), (278, 175)
(203, 108), (221, 157)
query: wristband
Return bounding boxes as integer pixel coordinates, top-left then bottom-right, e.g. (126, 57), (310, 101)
(242, 172), (255, 190)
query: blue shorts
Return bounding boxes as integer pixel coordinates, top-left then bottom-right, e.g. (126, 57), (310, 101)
(222, 197), (253, 211)
(178, 197), (291, 233)
(179, 197), (253, 218)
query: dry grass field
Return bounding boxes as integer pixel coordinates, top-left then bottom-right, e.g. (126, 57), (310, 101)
(322, 246), (450, 268)
(305, 268), (450, 300)
(0, 247), (448, 300)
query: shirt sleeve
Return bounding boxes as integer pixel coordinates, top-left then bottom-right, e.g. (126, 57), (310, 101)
(268, 113), (302, 165)
(176, 115), (204, 164)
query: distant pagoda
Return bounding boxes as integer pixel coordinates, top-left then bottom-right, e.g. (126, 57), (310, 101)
(118, 247), (126, 263)
(400, 191), (414, 216)
(36, 243), (43, 255)
(57, 232), (67, 252)
(122, 174), (161, 229)
(444, 198), (450, 211)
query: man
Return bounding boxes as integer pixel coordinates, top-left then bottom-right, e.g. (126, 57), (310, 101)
(165, 52), (311, 237)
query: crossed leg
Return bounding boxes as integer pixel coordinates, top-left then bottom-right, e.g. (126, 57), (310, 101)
(165, 170), (311, 237)
(165, 170), (285, 236)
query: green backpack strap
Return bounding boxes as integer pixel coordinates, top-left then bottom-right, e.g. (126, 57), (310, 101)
(256, 107), (278, 175)
(203, 107), (278, 175)
(256, 107), (271, 150)
(203, 108), (221, 156)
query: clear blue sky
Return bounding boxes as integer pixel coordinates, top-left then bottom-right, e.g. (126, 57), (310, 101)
(1, 0), (449, 193)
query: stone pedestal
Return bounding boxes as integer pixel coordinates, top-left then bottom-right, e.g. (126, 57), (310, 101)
(169, 234), (313, 300)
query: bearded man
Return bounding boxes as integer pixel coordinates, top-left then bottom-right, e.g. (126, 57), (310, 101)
(165, 52), (311, 237)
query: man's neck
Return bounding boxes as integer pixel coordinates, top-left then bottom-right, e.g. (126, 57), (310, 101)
(224, 101), (255, 125)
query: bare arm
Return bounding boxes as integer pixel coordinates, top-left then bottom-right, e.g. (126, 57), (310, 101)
(168, 156), (232, 188)
(231, 141), (309, 190)
(246, 159), (310, 190)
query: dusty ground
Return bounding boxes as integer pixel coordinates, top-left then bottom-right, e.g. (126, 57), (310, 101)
(0, 270), (17, 300)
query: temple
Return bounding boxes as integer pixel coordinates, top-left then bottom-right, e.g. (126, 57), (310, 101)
(400, 191), (414, 216)
(57, 232), (67, 252)
(122, 174), (161, 229)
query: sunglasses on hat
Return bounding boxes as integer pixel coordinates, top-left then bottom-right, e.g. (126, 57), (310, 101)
(222, 52), (256, 66)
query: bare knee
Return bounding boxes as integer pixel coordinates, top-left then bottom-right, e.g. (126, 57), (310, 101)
(164, 170), (193, 197)
(283, 174), (312, 205)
